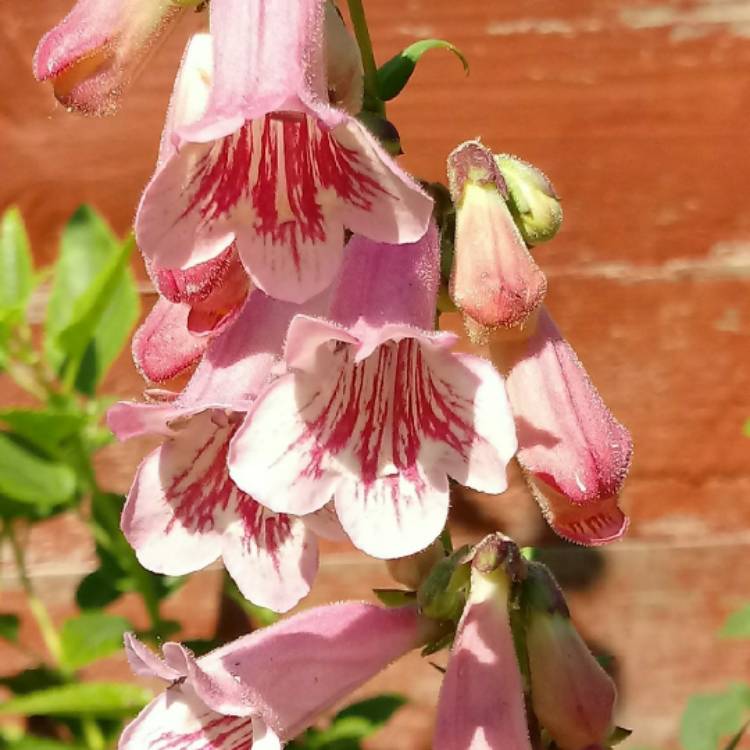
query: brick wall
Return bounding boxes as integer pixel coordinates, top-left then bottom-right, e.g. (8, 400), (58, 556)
(2, 1), (750, 747)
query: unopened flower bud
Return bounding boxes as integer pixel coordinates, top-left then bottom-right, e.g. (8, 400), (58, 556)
(489, 308), (632, 545)
(524, 563), (617, 750)
(387, 540), (445, 590)
(34, 0), (193, 115)
(496, 155), (563, 246)
(324, 1), (364, 114)
(417, 546), (470, 621)
(447, 140), (547, 342)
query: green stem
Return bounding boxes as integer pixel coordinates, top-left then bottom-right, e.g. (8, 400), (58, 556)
(346, 0), (384, 114)
(5, 522), (63, 665)
(81, 716), (105, 750)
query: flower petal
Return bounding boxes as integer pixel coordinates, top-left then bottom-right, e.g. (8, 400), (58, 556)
(120, 685), (253, 750)
(124, 632), (182, 682)
(133, 298), (208, 383)
(222, 505), (318, 613)
(334, 469), (450, 558)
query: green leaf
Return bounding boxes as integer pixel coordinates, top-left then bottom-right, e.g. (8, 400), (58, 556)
(0, 682), (152, 718)
(59, 612), (131, 671)
(0, 409), (85, 457)
(0, 736), (88, 750)
(720, 604), (750, 639)
(743, 419), (750, 438)
(680, 684), (750, 750)
(45, 206), (139, 395)
(0, 207), (34, 322)
(377, 40), (468, 101)
(0, 432), (76, 511)
(334, 694), (406, 727)
(0, 667), (64, 695)
(0, 614), (19, 642)
(724, 721), (750, 750)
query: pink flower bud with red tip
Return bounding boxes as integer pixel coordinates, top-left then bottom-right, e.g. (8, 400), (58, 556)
(435, 534), (532, 750)
(33, 0), (193, 116)
(523, 563), (617, 750)
(447, 141), (547, 341)
(489, 309), (632, 545)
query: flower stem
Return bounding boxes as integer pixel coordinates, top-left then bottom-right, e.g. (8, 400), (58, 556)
(5, 522), (63, 665)
(346, 0), (384, 114)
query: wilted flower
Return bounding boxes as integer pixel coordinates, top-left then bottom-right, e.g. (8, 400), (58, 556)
(121, 602), (436, 750)
(228, 223), (517, 558)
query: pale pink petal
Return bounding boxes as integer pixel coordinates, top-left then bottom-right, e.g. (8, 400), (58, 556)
(124, 632), (182, 682)
(195, 603), (426, 738)
(324, 1), (364, 114)
(153, 247), (240, 306)
(328, 226), (439, 331)
(331, 119), (433, 245)
(119, 685), (253, 750)
(229, 372), (341, 517)
(121, 438), (225, 577)
(423, 350), (517, 494)
(133, 298), (208, 383)
(222, 508), (318, 613)
(33, 0), (184, 115)
(334, 470), (449, 558)
(107, 400), (191, 442)
(435, 573), (531, 750)
(302, 503), (346, 541)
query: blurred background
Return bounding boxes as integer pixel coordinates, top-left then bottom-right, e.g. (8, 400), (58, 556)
(1, 0), (750, 748)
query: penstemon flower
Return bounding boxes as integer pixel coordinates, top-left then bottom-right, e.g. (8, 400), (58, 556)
(33, 0), (192, 115)
(489, 310), (633, 545)
(434, 535), (531, 750)
(228, 223), (518, 559)
(135, 0), (433, 304)
(121, 602), (437, 750)
(109, 291), (335, 612)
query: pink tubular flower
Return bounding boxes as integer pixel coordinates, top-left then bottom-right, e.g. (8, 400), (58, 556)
(134, 247), (251, 383)
(447, 141), (547, 341)
(435, 536), (531, 750)
(489, 309), (633, 545)
(135, 0), (433, 304)
(121, 602), (433, 750)
(228, 223), (518, 559)
(33, 0), (188, 115)
(109, 291), (332, 612)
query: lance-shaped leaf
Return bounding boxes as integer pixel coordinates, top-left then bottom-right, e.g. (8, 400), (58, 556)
(0, 207), (34, 325)
(377, 40), (468, 101)
(59, 612), (132, 671)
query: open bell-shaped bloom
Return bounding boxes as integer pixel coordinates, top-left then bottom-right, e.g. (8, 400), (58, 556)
(136, 0), (433, 304)
(523, 562), (617, 750)
(121, 602), (434, 750)
(447, 141), (547, 341)
(33, 0), (189, 115)
(134, 247), (251, 383)
(109, 291), (333, 612)
(489, 309), (633, 545)
(435, 535), (531, 750)
(228, 223), (517, 559)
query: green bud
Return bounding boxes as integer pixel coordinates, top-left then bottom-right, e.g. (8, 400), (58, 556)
(495, 154), (563, 245)
(417, 545), (470, 621)
(356, 111), (403, 156)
